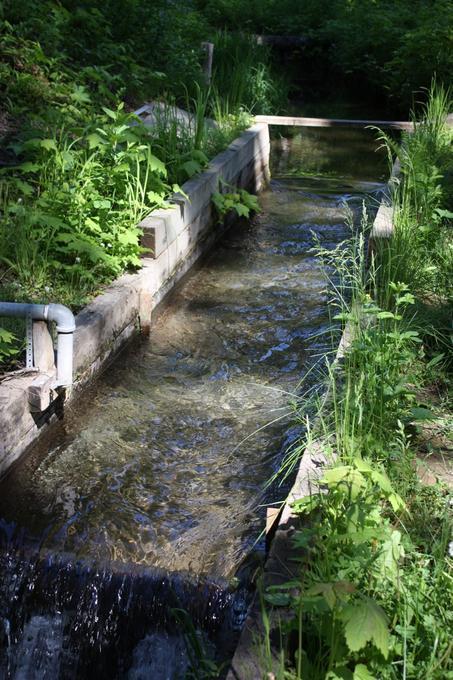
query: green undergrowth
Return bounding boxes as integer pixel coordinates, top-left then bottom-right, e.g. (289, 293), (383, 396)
(259, 86), (452, 679)
(0, 7), (284, 369)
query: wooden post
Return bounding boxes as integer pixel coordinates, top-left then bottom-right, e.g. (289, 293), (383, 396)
(201, 42), (214, 86)
(32, 320), (55, 372)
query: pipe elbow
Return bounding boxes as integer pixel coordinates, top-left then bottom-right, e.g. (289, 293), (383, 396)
(47, 304), (76, 334)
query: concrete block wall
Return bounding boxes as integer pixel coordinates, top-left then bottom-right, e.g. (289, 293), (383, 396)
(0, 123), (270, 476)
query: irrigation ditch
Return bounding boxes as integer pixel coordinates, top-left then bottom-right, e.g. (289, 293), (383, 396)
(0, 119), (394, 677)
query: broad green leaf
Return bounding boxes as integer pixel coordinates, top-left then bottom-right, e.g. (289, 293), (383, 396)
(322, 466), (366, 498)
(172, 183), (188, 199)
(434, 208), (453, 219)
(375, 530), (404, 583)
(388, 492), (406, 513)
(93, 199), (112, 209)
(13, 179), (34, 196)
(0, 328), (16, 343)
(148, 153), (166, 176)
(376, 311), (397, 319)
(85, 217), (101, 233)
(292, 494), (320, 515)
(354, 664), (376, 680)
(117, 230), (139, 246)
(353, 457), (373, 473)
(341, 598), (389, 658)
(17, 162), (40, 173)
(341, 527), (387, 545)
(147, 190), (166, 206)
(370, 469), (393, 494)
(102, 106), (117, 119)
(307, 581), (355, 609)
(40, 138), (57, 151)
(212, 192), (224, 212)
(70, 85), (91, 104)
(307, 582), (336, 609)
(326, 668), (353, 680)
(240, 191), (259, 212)
(86, 133), (105, 149)
(234, 203), (250, 218)
(182, 159), (202, 178)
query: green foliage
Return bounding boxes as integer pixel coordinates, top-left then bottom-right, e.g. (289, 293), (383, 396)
(1, 0), (208, 103)
(212, 182), (260, 221)
(148, 87), (251, 185)
(0, 105), (172, 298)
(0, 325), (20, 366)
(198, 0), (453, 111)
(210, 31), (287, 114)
(0, 5), (256, 358)
(375, 86), (453, 302)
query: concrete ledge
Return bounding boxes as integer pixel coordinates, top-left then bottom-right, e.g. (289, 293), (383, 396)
(0, 123), (270, 475)
(369, 157), (400, 245)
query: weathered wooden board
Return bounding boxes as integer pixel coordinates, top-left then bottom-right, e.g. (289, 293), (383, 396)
(255, 114), (413, 131)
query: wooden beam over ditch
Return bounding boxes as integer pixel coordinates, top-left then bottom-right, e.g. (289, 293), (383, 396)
(255, 114), (414, 131)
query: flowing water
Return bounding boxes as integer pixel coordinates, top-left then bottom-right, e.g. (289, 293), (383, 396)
(0, 126), (387, 678)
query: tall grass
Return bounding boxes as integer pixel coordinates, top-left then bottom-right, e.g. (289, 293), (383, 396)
(148, 86), (252, 185)
(375, 85), (453, 301)
(259, 85), (453, 679)
(210, 31), (287, 115)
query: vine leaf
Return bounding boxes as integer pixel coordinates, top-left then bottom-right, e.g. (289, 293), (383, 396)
(341, 598), (389, 658)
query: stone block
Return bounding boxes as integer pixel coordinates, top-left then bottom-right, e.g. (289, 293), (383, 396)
(73, 282), (140, 378)
(371, 202), (393, 239)
(139, 290), (153, 334)
(138, 205), (184, 259)
(28, 372), (56, 413)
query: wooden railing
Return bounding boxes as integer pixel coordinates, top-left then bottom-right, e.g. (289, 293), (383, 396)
(254, 115), (413, 131)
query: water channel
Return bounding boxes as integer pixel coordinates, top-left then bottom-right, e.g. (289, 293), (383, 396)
(0, 126), (388, 678)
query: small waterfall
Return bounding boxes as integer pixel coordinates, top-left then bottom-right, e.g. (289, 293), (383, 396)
(0, 542), (249, 679)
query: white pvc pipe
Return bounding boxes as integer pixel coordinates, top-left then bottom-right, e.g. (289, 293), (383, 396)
(0, 302), (75, 386)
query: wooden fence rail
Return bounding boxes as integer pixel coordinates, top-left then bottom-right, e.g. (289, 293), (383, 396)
(254, 115), (413, 131)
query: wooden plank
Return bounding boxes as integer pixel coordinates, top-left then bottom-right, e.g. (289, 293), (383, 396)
(255, 115), (414, 131)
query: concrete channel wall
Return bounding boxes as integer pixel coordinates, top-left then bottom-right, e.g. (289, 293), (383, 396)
(0, 122), (270, 476)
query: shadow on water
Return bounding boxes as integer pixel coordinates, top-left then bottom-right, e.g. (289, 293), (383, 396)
(0, 126), (388, 677)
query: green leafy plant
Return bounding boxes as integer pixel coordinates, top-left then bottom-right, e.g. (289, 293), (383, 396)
(212, 181), (260, 221)
(0, 104), (171, 292)
(0, 326), (20, 366)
